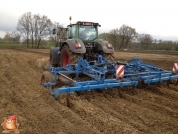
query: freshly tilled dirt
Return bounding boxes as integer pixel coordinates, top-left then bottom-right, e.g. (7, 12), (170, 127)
(0, 48), (178, 134)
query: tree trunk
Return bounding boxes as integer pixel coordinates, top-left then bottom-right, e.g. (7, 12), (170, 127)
(27, 38), (29, 48)
(125, 41), (129, 49)
(37, 37), (41, 48)
(35, 36), (37, 48)
(119, 38), (124, 49)
(145, 43), (148, 50)
(31, 31), (33, 48)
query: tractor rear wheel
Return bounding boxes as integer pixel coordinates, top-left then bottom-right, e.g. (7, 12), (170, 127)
(60, 44), (82, 67)
(103, 53), (115, 62)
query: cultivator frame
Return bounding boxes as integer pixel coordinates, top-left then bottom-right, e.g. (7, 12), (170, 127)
(42, 55), (178, 100)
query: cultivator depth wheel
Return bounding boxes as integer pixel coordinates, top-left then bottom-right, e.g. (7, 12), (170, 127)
(41, 71), (55, 85)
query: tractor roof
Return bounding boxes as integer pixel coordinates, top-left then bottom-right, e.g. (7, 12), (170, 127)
(68, 21), (101, 27)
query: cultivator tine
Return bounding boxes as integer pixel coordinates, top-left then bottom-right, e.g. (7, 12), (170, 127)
(176, 79), (178, 86)
(103, 89), (107, 98)
(118, 87), (127, 98)
(66, 93), (71, 108)
(131, 86), (136, 95)
(58, 72), (76, 87)
(137, 80), (144, 89)
(156, 82), (161, 87)
(85, 91), (91, 102)
(166, 81), (170, 88)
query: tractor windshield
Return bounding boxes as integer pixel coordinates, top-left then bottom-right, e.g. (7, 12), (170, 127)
(79, 25), (97, 40)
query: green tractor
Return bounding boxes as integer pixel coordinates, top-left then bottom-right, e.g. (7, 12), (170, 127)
(50, 19), (115, 67)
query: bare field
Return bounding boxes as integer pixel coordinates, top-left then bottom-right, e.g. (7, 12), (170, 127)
(0, 48), (178, 134)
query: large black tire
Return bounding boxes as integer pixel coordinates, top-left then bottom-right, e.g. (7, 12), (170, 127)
(60, 44), (82, 67)
(103, 53), (115, 62)
(50, 47), (59, 66)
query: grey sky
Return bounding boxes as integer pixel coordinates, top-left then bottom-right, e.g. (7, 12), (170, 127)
(0, 0), (178, 41)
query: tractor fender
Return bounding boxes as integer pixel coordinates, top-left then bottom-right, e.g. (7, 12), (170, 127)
(50, 47), (59, 66)
(61, 39), (86, 54)
(96, 39), (114, 53)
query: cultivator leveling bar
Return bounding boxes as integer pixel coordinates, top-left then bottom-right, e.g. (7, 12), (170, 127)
(41, 55), (178, 100)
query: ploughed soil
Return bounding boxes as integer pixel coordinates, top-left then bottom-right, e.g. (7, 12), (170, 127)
(0, 48), (178, 134)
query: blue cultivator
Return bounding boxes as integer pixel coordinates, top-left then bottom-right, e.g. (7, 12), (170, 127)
(41, 55), (178, 100)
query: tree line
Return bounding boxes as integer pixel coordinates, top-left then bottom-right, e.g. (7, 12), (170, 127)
(0, 11), (178, 51)
(0, 31), (21, 44)
(99, 27), (178, 51)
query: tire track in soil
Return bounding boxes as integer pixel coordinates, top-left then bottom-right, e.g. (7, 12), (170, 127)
(69, 97), (140, 134)
(117, 89), (178, 132)
(90, 90), (178, 133)
(90, 95), (151, 134)
(122, 91), (178, 119)
(137, 88), (178, 112)
(0, 49), (97, 134)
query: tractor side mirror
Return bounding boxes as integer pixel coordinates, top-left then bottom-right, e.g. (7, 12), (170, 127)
(52, 28), (56, 35)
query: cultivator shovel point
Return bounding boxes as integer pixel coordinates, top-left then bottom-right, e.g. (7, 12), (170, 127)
(41, 55), (178, 100)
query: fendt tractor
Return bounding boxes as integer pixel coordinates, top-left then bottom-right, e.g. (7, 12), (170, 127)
(49, 17), (114, 68)
(41, 17), (178, 105)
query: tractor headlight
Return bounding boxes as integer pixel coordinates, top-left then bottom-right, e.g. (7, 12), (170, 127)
(107, 43), (113, 49)
(75, 43), (81, 49)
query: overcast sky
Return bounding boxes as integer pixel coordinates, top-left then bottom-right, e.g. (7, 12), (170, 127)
(0, 0), (178, 40)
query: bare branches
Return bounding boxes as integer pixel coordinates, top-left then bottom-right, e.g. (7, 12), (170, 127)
(49, 22), (66, 47)
(9, 31), (21, 43)
(16, 12), (52, 48)
(17, 12), (32, 47)
(118, 24), (137, 49)
(36, 15), (52, 48)
(109, 28), (119, 48)
(99, 26), (137, 50)
(137, 34), (153, 49)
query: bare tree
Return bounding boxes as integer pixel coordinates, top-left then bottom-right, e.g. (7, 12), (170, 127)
(109, 28), (119, 48)
(118, 24), (137, 49)
(33, 14), (40, 48)
(137, 34), (153, 49)
(17, 12), (52, 48)
(17, 12), (32, 47)
(29, 14), (39, 48)
(10, 31), (21, 43)
(158, 39), (162, 45)
(99, 32), (111, 41)
(3, 32), (11, 40)
(153, 39), (157, 44)
(49, 22), (66, 47)
(36, 15), (52, 48)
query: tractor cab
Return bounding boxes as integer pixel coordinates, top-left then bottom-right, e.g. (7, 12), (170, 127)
(67, 21), (101, 41)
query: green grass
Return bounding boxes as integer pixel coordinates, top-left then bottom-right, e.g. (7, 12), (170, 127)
(42, 44), (54, 49)
(0, 43), (26, 48)
(0, 43), (53, 49)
